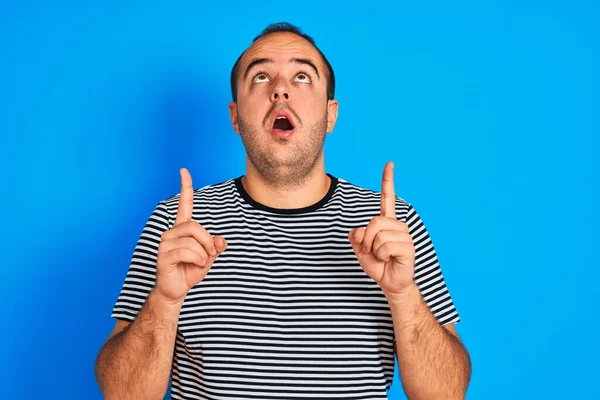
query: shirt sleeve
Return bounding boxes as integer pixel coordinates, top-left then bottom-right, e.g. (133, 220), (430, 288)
(401, 202), (461, 326)
(111, 201), (172, 322)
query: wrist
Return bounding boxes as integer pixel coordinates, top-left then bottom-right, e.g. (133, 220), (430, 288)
(384, 283), (420, 307)
(151, 289), (185, 317)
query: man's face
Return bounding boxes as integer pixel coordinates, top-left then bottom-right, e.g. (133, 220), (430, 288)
(229, 32), (338, 187)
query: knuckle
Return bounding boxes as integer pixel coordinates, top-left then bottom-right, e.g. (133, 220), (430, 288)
(188, 220), (204, 235)
(371, 232), (381, 246)
(374, 216), (385, 225)
(381, 241), (392, 251)
(190, 219), (202, 228)
(179, 220), (192, 231)
(184, 236), (194, 247)
(186, 237), (199, 251)
(175, 247), (186, 260)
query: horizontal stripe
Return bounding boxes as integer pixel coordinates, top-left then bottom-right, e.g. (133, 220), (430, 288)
(111, 175), (461, 399)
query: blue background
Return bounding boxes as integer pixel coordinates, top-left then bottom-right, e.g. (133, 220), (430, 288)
(1, 1), (598, 399)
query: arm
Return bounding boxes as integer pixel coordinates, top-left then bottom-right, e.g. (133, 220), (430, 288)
(96, 168), (227, 399)
(348, 163), (471, 399)
(95, 290), (182, 400)
(388, 284), (471, 400)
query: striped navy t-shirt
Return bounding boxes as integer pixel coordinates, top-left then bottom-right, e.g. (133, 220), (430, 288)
(111, 174), (460, 399)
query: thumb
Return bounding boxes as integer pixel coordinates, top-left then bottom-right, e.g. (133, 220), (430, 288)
(214, 236), (228, 254)
(348, 228), (365, 256)
(204, 236), (228, 266)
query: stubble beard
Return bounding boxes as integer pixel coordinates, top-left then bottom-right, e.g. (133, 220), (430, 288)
(238, 110), (328, 190)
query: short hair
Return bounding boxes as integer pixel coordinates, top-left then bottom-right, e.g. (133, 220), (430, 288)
(229, 22), (335, 102)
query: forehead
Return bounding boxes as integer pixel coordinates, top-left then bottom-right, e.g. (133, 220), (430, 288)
(240, 32), (324, 71)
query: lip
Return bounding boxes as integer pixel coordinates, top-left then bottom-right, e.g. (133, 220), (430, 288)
(269, 110), (295, 138)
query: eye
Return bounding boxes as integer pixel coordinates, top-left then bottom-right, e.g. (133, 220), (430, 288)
(252, 72), (270, 83)
(295, 72), (312, 83)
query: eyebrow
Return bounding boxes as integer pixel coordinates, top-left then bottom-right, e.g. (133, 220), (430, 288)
(243, 58), (321, 79)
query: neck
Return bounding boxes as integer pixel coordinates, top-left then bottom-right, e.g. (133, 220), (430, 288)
(241, 159), (331, 210)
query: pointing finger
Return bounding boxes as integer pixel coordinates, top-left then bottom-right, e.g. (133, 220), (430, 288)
(175, 168), (194, 225)
(380, 162), (396, 219)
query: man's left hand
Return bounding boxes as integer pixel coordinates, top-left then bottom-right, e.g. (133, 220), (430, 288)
(348, 162), (416, 298)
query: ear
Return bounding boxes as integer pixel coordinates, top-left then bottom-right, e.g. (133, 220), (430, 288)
(228, 102), (240, 135)
(326, 99), (339, 134)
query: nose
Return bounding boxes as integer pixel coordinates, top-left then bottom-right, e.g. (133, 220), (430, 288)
(271, 78), (290, 102)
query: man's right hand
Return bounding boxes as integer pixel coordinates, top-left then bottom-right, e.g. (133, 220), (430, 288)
(155, 168), (228, 306)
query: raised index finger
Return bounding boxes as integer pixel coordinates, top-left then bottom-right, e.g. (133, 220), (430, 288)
(175, 167), (194, 225)
(380, 161), (396, 219)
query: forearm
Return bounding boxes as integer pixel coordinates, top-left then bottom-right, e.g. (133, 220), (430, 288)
(388, 284), (471, 400)
(95, 289), (182, 400)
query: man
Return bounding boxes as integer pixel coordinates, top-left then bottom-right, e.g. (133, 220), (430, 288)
(95, 22), (471, 400)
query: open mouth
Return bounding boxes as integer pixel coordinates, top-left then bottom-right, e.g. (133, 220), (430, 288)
(271, 112), (295, 137)
(273, 116), (294, 131)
